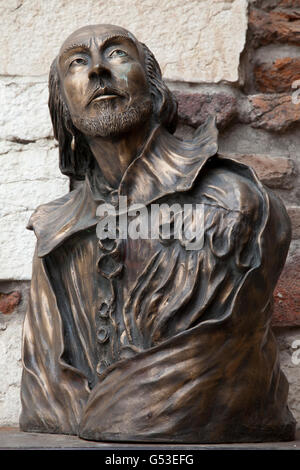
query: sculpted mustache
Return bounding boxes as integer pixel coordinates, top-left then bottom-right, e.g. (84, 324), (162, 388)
(86, 86), (128, 105)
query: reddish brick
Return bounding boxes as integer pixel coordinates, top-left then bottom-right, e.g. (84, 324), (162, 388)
(249, 8), (300, 47)
(173, 91), (237, 129)
(219, 153), (296, 189)
(273, 256), (300, 327)
(276, 1), (300, 7)
(245, 93), (300, 131)
(0, 291), (21, 315)
(254, 57), (300, 93)
(258, 1), (300, 10)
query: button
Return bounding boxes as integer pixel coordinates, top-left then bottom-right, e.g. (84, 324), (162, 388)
(98, 302), (109, 318)
(97, 253), (123, 279)
(98, 238), (117, 252)
(97, 327), (109, 344)
(96, 360), (109, 375)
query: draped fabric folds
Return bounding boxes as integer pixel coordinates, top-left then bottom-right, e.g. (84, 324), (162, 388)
(20, 119), (296, 442)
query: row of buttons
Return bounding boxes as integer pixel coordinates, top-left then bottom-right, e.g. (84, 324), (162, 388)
(96, 299), (113, 375)
(96, 301), (110, 344)
(95, 189), (121, 375)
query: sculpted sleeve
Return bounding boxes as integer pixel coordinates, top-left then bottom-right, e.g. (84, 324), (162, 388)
(19, 248), (90, 435)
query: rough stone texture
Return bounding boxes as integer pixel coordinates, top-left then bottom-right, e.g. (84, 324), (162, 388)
(288, 207), (300, 240)
(242, 94), (300, 132)
(219, 152), (296, 189)
(249, 7), (300, 48)
(273, 256), (300, 327)
(0, 78), (52, 142)
(254, 57), (300, 93)
(0, 292), (21, 315)
(253, 44), (300, 64)
(0, 143), (69, 280)
(256, 1), (300, 9)
(218, 121), (300, 159)
(173, 90), (237, 129)
(288, 239), (300, 259)
(0, 0), (248, 83)
(0, 281), (30, 427)
(0, 319), (23, 426)
(275, 328), (300, 430)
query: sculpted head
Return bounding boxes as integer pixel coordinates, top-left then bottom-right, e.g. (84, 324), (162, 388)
(49, 24), (178, 179)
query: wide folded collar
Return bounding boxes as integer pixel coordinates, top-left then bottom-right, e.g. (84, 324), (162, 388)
(28, 117), (218, 257)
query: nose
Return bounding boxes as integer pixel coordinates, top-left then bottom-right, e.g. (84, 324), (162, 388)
(88, 59), (111, 80)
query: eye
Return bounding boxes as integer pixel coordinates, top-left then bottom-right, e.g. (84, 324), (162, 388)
(109, 49), (128, 58)
(70, 57), (87, 67)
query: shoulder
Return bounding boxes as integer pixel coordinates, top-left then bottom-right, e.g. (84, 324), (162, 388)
(190, 154), (291, 253)
(192, 155), (266, 219)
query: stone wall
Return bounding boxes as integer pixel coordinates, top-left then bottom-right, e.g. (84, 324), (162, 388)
(1, 0), (300, 436)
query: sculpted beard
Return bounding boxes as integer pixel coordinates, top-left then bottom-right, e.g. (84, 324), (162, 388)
(72, 97), (153, 138)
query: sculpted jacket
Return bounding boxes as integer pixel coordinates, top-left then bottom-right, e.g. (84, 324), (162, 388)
(20, 118), (296, 443)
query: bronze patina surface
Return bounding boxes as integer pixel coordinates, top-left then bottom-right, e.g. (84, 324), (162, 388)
(20, 25), (296, 443)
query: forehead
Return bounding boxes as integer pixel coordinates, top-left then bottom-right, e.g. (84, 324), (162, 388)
(59, 24), (141, 56)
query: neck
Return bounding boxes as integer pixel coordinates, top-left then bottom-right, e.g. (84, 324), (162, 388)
(86, 121), (154, 189)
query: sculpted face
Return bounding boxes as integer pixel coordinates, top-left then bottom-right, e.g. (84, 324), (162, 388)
(57, 24), (153, 138)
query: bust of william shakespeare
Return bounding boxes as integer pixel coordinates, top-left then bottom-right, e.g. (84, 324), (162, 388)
(20, 24), (296, 443)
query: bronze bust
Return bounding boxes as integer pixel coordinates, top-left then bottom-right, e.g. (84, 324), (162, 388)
(20, 24), (296, 443)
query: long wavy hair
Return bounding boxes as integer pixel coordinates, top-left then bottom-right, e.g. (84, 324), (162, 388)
(48, 43), (178, 180)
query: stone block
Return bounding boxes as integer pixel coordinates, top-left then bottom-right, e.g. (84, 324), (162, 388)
(0, 281), (29, 426)
(276, 329), (300, 429)
(0, 211), (37, 281)
(242, 94), (300, 132)
(219, 152), (296, 189)
(0, 292), (21, 315)
(0, 78), (52, 142)
(254, 57), (300, 93)
(249, 7), (300, 47)
(0, 148), (68, 208)
(0, 145), (69, 280)
(0, 0), (248, 83)
(260, 0), (300, 8)
(173, 91), (237, 129)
